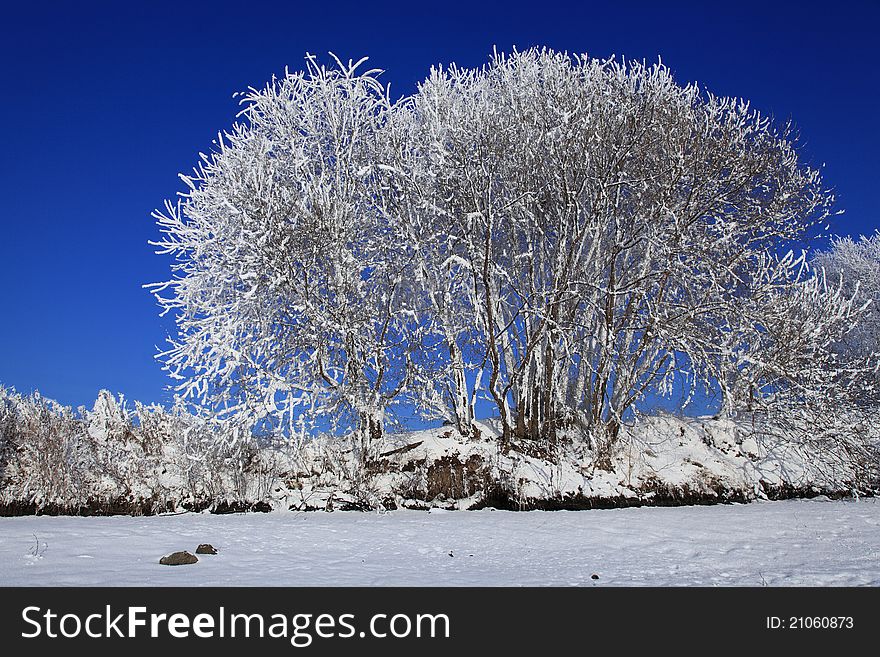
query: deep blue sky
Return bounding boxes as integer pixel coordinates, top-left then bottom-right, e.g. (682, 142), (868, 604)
(1, 0), (878, 411)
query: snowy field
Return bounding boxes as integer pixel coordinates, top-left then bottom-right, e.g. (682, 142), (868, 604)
(1, 498), (878, 587)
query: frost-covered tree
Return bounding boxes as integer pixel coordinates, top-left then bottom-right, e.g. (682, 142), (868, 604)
(813, 232), (880, 394)
(149, 55), (420, 459)
(393, 49), (838, 454)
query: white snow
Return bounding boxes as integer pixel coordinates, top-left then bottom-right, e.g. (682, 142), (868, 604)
(1, 498), (877, 586)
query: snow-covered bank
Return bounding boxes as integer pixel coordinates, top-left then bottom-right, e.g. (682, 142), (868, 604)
(2, 387), (877, 515)
(1, 498), (877, 586)
(315, 415), (875, 512)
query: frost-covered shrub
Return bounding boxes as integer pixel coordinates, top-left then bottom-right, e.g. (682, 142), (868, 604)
(0, 388), (91, 505)
(0, 388), (294, 512)
(82, 390), (153, 498)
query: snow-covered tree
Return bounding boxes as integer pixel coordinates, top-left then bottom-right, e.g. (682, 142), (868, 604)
(812, 232), (880, 398)
(149, 55), (420, 460)
(394, 49), (837, 455)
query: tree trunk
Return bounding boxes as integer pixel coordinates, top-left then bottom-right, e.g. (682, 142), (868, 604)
(448, 342), (473, 436)
(358, 410), (384, 464)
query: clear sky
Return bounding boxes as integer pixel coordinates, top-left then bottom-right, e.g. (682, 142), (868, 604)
(1, 0), (878, 412)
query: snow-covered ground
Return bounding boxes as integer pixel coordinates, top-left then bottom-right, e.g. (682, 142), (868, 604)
(1, 498), (877, 586)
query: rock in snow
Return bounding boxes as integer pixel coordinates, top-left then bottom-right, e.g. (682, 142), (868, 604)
(159, 551), (198, 566)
